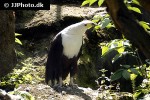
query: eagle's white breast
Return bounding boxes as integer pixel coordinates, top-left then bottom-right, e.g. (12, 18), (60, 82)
(62, 33), (82, 59)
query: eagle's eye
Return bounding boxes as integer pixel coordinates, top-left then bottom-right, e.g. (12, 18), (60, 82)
(84, 24), (87, 26)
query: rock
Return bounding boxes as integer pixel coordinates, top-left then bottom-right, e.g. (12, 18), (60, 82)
(66, 86), (72, 91)
(15, 4), (106, 39)
(17, 84), (99, 100)
(61, 91), (66, 95)
(0, 89), (23, 100)
(16, 5), (104, 29)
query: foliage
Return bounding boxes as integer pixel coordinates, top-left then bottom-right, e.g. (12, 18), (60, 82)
(9, 90), (35, 100)
(0, 66), (33, 89)
(91, 7), (114, 30)
(133, 63), (150, 99)
(81, 0), (105, 6)
(0, 57), (45, 90)
(100, 39), (138, 72)
(97, 90), (133, 100)
(83, 0), (150, 35)
(96, 69), (133, 99)
(111, 65), (139, 81)
(81, 0), (150, 99)
(15, 33), (24, 58)
(127, 6), (141, 14)
(139, 21), (150, 33)
(15, 33), (22, 45)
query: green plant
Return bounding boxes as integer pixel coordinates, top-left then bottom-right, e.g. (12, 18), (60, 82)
(96, 68), (134, 99)
(0, 66), (33, 89)
(101, 39), (134, 64)
(111, 65), (139, 81)
(133, 64), (150, 99)
(81, 0), (150, 99)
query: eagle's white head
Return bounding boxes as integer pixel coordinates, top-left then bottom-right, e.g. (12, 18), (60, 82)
(79, 20), (95, 29)
(61, 20), (95, 35)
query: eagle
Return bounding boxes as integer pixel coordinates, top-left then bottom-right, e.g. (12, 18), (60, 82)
(45, 20), (95, 87)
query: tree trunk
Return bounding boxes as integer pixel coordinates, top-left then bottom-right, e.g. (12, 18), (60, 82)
(105, 0), (150, 59)
(0, 11), (16, 78)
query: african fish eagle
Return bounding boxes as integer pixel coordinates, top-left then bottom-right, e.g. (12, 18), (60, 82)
(45, 20), (95, 87)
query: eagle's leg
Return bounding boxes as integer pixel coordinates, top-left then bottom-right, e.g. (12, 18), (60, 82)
(54, 70), (63, 88)
(53, 77), (63, 91)
(53, 78), (62, 88)
(57, 67), (63, 87)
(47, 79), (56, 86)
(48, 80), (52, 86)
(58, 77), (63, 86)
(54, 79), (57, 86)
(47, 70), (63, 88)
(70, 74), (78, 88)
(69, 61), (78, 88)
(70, 76), (74, 85)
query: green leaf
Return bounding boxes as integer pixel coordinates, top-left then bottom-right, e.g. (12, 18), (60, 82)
(122, 70), (130, 80)
(99, 69), (108, 73)
(98, 0), (104, 6)
(102, 46), (109, 55)
(133, 91), (142, 99)
(111, 69), (124, 81)
(107, 39), (117, 47)
(112, 53), (122, 63)
(123, 40), (130, 46)
(128, 7), (141, 14)
(139, 21), (150, 31)
(18, 80), (23, 84)
(92, 19), (99, 23)
(117, 40), (123, 47)
(106, 23), (115, 29)
(94, 25), (101, 30)
(117, 47), (125, 53)
(93, 15), (101, 19)
(100, 18), (111, 29)
(89, 0), (97, 6)
(130, 74), (137, 81)
(122, 65), (131, 69)
(132, 0), (141, 6)
(19, 91), (35, 100)
(81, 0), (89, 6)
(15, 33), (22, 36)
(130, 68), (139, 75)
(15, 38), (22, 45)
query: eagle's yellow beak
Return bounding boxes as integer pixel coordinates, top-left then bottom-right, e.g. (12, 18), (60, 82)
(86, 23), (96, 29)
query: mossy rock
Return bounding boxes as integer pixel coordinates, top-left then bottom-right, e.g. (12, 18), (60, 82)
(76, 37), (102, 89)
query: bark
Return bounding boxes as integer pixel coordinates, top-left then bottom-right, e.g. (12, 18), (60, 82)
(0, 11), (16, 78)
(105, 0), (150, 59)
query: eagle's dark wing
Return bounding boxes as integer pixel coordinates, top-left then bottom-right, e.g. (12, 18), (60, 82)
(45, 33), (63, 84)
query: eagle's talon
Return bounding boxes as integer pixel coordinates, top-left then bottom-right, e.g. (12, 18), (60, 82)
(53, 84), (63, 92)
(69, 84), (78, 89)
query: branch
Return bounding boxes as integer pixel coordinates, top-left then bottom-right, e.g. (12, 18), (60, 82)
(137, 0), (150, 13)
